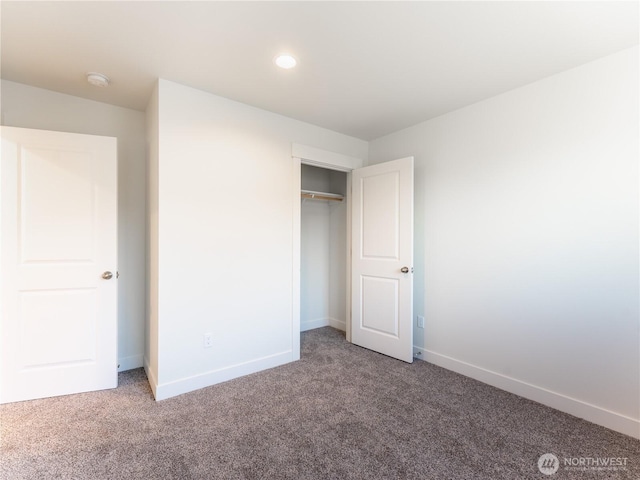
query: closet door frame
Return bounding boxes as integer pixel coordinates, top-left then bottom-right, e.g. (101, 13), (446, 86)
(291, 144), (364, 360)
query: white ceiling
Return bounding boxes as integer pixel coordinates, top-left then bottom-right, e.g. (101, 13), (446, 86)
(1, 1), (638, 140)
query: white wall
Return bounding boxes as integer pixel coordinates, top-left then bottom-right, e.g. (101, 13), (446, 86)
(145, 83), (159, 392)
(301, 166), (331, 331)
(328, 170), (348, 328)
(148, 79), (367, 399)
(301, 199), (331, 330)
(368, 47), (639, 438)
(0, 80), (147, 373)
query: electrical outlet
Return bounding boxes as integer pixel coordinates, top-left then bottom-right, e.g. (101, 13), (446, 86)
(203, 333), (213, 348)
(417, 316), (425, 328)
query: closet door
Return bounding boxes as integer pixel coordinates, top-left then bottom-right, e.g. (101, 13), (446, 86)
(1, 126), (118, 403)
(351, 157), (414, 362)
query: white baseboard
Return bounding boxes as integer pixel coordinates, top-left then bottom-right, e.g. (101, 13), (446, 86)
(301, 317), (346, 332)
(301, 318), (330, 332)
(118, 354), (143, 372)
(153, 350), (293, 401)
(143, 356), (158, 399)
(328, 318), (346, 331)
(422, 348), (639, 439)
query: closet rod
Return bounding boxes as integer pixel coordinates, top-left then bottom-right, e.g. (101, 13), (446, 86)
(301, 190), (344, 202)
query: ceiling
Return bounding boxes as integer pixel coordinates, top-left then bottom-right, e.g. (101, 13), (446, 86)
(1, 1), (638, 140)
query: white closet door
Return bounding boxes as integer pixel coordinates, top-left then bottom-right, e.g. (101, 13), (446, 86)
(1, 126), (118, 403)
(351, 157), (414, 362)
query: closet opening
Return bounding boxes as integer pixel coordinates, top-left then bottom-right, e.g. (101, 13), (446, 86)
(300, 164), (349, 340)
(291, 145), (364, 361)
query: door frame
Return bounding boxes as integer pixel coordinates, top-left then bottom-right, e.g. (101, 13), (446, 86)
(291, 144), (364, 359)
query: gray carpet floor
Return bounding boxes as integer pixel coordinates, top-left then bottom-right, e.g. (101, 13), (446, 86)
(1, 327), (638, 479)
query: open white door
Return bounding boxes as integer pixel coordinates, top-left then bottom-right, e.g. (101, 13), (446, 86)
(351, 157), (413, 362)
(1, 126), (118, 403)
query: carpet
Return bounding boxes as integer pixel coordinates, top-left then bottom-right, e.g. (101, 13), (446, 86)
(1, 327), (638, 479)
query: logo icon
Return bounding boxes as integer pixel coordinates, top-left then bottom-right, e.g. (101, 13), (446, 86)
(538, 453), (560, 475)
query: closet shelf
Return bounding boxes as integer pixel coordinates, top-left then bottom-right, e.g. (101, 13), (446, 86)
(301, 189), (344, 202)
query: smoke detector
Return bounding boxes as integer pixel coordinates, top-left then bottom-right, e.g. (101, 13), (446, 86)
(86, 72), (110, 87)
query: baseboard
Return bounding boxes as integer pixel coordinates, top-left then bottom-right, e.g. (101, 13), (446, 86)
(301, 318), (329, 332)
(153, 350), (293, 401)
(423, 349), (639, 439)
(143, 356), (158, 399)
(118, 354), (143, 372)
(301, 317), (346, 332)
(328, 318), (346, 332)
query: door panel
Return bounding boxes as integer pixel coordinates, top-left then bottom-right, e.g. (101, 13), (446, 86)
(361, 275), (398, 335)
(352, 157), (413, 362)
(362, 171), (400, 259)
(1, 126), (118, 403)
(20, 147), (96, 262)
(19, 289), (97, 367)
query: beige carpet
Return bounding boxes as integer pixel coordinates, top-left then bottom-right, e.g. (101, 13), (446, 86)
(1, 327), (638, 479)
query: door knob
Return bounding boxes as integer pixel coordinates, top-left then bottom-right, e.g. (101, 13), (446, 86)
(102, 271), (113, 280)
(401, 267), (410, 273)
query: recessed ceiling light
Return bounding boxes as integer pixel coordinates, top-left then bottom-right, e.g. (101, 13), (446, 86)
(86, 72), (110, 87)
(274, 54), (297, 69)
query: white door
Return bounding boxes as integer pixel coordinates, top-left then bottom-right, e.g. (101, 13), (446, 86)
(351, 157), (413, 362)
(0, 126), (118, 403)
